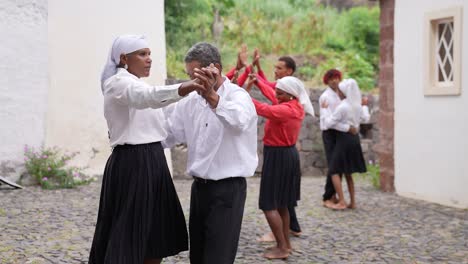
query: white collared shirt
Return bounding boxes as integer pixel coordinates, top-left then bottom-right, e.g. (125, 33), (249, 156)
(163, 78), (258, 180)
(102, 68), (183, 147)
(320, 99), (370, 130)
(319, 87), (371, 133)
(319, 87), (350, 131)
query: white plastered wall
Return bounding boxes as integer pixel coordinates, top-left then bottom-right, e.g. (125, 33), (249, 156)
(394, 0), (468, 208)
(47, 0), (169, 175)
(0, 0), (48, 180)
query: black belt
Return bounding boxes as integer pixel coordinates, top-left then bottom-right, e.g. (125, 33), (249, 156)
(193, 177), (215, 184)
(193, 176), (242, 184)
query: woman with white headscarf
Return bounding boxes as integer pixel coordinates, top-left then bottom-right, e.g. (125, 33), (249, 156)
(320, 78), (369, 210)
(245, 75), (314, 259)
(89, 35), (203, 264)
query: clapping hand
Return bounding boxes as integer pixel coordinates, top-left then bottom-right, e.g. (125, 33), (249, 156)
(236, 44), (248, 71)
(245, 74), (257, 93)
(252, 48), (260, 72)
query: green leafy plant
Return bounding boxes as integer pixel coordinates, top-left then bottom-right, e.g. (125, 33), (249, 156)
(23, 145), (95, 189)
(359, 162), (380, 189)
(165, 0), (380, 89)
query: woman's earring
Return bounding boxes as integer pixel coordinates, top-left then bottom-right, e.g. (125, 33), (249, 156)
(290, 97), (293, 100)
(124, 64), (128, 70)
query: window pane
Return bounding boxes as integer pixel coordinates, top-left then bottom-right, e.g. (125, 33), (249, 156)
(438, 23), (444, 39)
(439, 42), (446, 59)
(438, 67), (444, 82)
(444, 23), (452, 43)
(436, 20), (454, 83)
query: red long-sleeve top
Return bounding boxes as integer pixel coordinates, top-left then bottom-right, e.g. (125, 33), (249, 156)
(256, 69), (277, 88)
(252, 78), (305, 147)
(225, 66), (251, 87)
(226, 67), (276, 90)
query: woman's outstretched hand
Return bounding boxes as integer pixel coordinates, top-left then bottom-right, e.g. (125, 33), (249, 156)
(193, 64), (221, 108)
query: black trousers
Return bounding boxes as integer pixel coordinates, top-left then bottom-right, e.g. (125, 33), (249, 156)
(189, 177), (247, 264)
(289, 206), (301, 233)
(322, 130), (341, 201)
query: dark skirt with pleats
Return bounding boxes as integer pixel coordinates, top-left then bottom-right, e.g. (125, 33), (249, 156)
(88, 142), (188, 264)
(259, 145), (301, 211)
(328, 132), (367, 175)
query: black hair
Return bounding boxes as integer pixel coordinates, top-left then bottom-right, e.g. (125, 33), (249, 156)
(278, 56), (296, 73)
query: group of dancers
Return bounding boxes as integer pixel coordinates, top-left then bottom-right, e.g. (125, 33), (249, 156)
(89, 35), (369, 264)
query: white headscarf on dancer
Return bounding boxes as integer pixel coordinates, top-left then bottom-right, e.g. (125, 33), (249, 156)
(100, 34), (150, 91)
(276, 76), (315, 116)
(339, 78), (362, 126)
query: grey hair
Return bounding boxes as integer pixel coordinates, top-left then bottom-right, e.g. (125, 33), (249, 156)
(184, 42), (222, 68)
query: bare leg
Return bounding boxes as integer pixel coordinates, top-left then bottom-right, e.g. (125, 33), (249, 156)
(262, 210), (290, 259)
(278, 207), (292, 251)
(144, 259), (162, 264)
(345, 174), (356, 209)
(329, 174), (346, 210)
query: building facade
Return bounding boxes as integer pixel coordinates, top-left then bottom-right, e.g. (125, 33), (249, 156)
(381, 0), (467, 208)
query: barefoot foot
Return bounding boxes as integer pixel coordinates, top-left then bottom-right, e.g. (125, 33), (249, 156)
(324, 200), (336, 209)
(257, 232), (276, 242)
(290, 230), (301, 237)
(330, 202), (347, 210)
(263, 247), (289, 259)
(266, 246), (293, 253)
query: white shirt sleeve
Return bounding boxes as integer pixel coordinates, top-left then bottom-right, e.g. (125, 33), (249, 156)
(320, 105), (350, 132)
(360, 105), (371, 124)
(105, 76), (183, 109)
(162, 100), (187, 148)
(318, 95), (327, 117)
(214, 89), (257, 132)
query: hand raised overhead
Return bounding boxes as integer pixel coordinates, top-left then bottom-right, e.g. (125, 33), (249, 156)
(236, 44), (248, 70)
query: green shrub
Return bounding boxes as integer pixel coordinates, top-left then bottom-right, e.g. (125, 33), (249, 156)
(165, 1), (380, 89)
(343, 7), (380, 69)
(358, 163), (380, 189)
(312, 49), (376, 91)
(23, 145), (95, 189)
(297, 65), (317, 80)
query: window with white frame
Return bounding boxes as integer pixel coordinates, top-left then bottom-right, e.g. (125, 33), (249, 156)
(424, 7), (462, 96)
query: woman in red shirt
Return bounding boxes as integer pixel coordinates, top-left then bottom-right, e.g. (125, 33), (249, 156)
(245, 76), (314, 259)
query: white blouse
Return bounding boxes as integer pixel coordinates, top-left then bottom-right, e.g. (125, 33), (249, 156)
(163, 77), (258, 180)
(320, 99), (370, 131)
(319, 87), (350, 131)
(102, 68), (183, 147)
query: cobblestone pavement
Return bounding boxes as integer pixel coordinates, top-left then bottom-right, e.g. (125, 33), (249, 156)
(1, 176), (467, 264)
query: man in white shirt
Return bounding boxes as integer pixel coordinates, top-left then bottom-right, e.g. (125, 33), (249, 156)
(164, 42), (258, 264)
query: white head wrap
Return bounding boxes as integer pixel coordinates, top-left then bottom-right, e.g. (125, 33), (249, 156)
(276, 76), (315, 116)
(100, 34), (149, 89)
(339, 78), (362, 126)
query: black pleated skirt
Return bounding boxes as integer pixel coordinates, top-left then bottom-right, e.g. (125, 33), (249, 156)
(328, 132), (367, 175)
(259, 145), (301, 211)
(89, 142), (188, 264)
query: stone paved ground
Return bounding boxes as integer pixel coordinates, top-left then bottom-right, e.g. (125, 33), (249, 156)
(0, 176), (467, 264)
